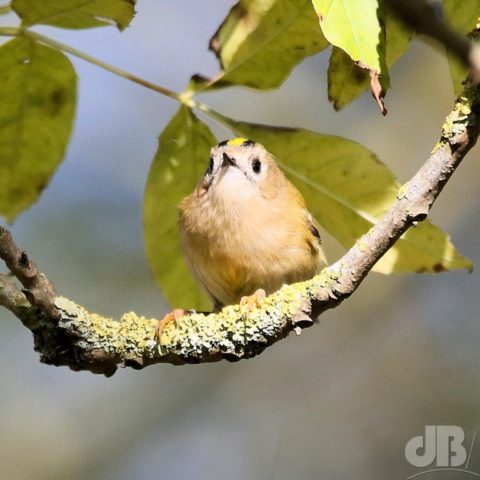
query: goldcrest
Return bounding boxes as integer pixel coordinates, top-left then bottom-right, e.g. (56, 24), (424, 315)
(178, 138), (327, 310)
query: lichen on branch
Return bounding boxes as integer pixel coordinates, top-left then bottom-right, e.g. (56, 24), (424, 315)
(2, 270), (337, 376)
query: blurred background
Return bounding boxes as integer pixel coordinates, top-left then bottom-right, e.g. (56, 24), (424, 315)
(1, 1), (479, 479)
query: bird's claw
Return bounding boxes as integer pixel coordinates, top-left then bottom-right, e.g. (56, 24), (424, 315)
(240, 288), (266, 312)
(155, 308), (187, 344)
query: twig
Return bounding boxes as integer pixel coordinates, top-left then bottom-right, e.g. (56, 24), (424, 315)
(0, 226), (59, 320)
(385, 0), (479, 73)
(0, 274), (24, 314)
(0, 27), (237, 134)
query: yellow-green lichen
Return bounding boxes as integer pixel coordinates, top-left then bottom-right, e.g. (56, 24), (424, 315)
(442, 86), (479, 141)
(155, 280), (310, 358)
(53, 269), (331, 363)
(397, 183), (408, 200)
(303, 269), (338, 299)
(431, 141), (444, 154)
(118, 312), (158, 357)
(55, 297), (158, 358)
(358, 242), (368, 253)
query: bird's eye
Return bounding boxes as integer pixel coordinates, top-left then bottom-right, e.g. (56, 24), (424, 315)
(252, 158), (261, 174)
(206, 157), (214, 175)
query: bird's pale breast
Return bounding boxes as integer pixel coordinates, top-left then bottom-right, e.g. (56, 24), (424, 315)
(179, 186), (324, 307)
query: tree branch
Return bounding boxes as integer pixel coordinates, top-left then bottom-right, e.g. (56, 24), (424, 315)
(1, 77), (479, 376)
(0, 227), (60, 320)
(385, 0), (480, 77)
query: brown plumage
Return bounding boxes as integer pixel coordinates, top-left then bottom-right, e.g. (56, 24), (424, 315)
(178, 138), (326, 309)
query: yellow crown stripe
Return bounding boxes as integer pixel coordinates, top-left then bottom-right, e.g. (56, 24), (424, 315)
(227, 137), (249, 146)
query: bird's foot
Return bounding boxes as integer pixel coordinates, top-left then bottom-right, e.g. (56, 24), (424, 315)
(240, 288), (266, 312)
(155, 308), (187, 344)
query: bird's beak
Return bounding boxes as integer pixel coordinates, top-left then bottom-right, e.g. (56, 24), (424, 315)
(221, 152), (237, 168)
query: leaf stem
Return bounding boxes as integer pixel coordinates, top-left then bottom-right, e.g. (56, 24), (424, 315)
(182, 94), (238, 133)
(0, 4), (11, 15)
(26, 29), (182, 102)
(0, 26), (17, 35)
(0, 26), (238, 133)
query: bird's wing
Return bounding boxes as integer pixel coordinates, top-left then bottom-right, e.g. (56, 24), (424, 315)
(307, 213), (322, 244)
(307, 213), (328, 266)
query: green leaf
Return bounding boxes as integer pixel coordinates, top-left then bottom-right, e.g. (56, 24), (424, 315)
(226, 120), (471, 274)
(144, 107), (216, 311)
(328, 14), (414, 111)
(312, 0), (388, 79)
(0, 37), (76, 222)
(443, 0), (480, 96)
(12, 0), (136, 30)
(187, 0), (328, 93)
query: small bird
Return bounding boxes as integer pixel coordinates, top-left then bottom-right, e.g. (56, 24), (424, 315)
(156, 138), (326, 338)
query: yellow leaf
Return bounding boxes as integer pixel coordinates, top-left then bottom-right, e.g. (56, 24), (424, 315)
(187, 0), (328, 92)
(328, 14), (414, 110)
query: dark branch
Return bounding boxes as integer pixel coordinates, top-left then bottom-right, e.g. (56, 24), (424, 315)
(0, 226), (60, 320)
(385, 0), (480, 76)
